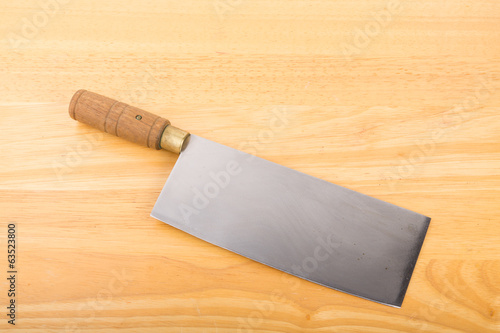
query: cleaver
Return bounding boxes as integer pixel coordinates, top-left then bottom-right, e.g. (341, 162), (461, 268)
(69, 90), (430, 307)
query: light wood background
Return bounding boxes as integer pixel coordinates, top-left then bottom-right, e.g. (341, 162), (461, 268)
(1, 0), (499, 332)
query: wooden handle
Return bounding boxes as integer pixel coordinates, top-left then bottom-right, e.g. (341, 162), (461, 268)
(69, 90), (170, 150)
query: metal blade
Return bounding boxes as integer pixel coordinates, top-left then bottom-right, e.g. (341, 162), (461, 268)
(151, 135), (430, 307)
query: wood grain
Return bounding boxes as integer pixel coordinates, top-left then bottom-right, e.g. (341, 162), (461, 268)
(69, 90), (170, 150)
(1, 0), (499, 332)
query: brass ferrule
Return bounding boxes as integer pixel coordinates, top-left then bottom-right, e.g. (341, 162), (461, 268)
(160, 125), (190, 154)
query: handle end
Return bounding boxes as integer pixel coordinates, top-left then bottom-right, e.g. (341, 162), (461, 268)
(69, 89), (87, 120)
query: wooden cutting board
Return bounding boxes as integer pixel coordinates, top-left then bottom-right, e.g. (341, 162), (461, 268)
(1, 1), (499, 332)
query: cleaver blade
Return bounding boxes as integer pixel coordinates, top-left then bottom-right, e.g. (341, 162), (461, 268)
(70, 90), (431, 307)
(152, 134), (430, 307)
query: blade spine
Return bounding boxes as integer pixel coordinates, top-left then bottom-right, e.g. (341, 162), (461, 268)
(185, 135), (429, 219)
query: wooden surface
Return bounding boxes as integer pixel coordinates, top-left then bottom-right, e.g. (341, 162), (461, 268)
(1, 1), (499, 332)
